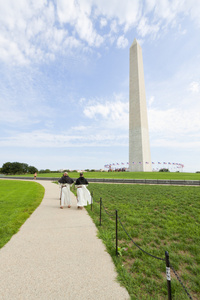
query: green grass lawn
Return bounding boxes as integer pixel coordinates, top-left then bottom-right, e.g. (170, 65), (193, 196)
(5, 171), (200, 181)
(0, 180), (45, 249)
(1, 179), (199, 298)
(85, 183), (200, 300)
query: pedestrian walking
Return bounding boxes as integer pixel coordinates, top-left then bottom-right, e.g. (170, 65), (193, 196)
(75, 172), (91, 209)
(58, 172), (74, 209)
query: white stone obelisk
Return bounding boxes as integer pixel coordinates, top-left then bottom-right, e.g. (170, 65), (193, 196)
(129, 39), (152, 172)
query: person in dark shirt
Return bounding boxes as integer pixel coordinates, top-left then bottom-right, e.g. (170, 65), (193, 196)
(75, 173), (90, 209)
(75, 172), (88, 185)
(59, 172), (74, 184)
(58, 172), (74, 209)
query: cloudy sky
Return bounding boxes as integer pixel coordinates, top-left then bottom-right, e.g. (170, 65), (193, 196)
(0, 0), (200, 172)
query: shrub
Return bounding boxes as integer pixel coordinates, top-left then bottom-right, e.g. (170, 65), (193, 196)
(159, 168), (169, 172)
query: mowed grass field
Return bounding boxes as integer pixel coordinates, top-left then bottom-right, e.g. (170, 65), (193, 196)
(5, 171), (200, 181)
(85, 183), (200, 300)
(0, 180), (45, 249)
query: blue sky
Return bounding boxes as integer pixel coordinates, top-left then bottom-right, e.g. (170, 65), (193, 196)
(0, 0), (200, 172)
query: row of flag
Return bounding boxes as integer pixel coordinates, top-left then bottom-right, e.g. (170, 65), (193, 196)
(104, 162), (184, 168)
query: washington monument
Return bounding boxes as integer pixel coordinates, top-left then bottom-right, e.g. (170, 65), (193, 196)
(129, 39), (152, 172)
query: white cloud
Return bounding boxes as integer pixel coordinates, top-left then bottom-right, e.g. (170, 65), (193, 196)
(148, 96), (155, 107)
(1, 0), (200, 66)
(180, 0), (200, 26)
(152, 138), (200, 149)
(75, 13), (104, 47)
(177, 24), (187, 35)
(0, 0), (141, 65)
(56, 0), (80, 24)
(94, 0), (141, 29)
(100, 18), (107, 28)
(0, 131), (83, 147)
(110, 20), (118, 33)
(63, 36), (82, 49)
(56, 0), (103, 47)
(137, 16), (160, 38)
(0, 0), (65, 65)
(152, 0), (179, 22)
(84, 103), (109, 119)
(188, 81), (200, 93)
(0, 0), (101, 65)
(149, 107), (200, 137)
(83, 99), (128, 122)
(71, 126), (89, 131)
(0, 35), (29, 65)
(0, 129), (127, 148)
(82, 88), (200, 151)
(79, 97), (87, 104)
(116, 35), (129, 49)
(138, 0), (200, 38)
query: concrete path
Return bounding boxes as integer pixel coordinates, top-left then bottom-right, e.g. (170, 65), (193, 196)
(0, 180), (130, 300)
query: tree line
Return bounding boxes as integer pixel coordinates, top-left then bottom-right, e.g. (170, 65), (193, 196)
(0, 163), (77, 175)
(1, 162), (38, 175)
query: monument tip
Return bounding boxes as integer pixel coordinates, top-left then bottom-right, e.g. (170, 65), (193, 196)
(130, 38), (139, 48)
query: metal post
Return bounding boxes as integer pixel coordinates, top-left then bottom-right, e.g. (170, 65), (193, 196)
(165, 251), (172, 300)
(116, 210), (118, 256)
(100, 197), (102, 226)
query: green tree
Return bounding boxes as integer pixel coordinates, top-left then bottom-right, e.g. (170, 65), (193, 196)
(1, 162), (12, 174)
(28, 166), (38, 174)
(39, 169), (51, 173)
(2, 162), (34, 175)
(11, 162), (21, 174)
(11, 162), (28, 174)
(21, 163), (29, 173)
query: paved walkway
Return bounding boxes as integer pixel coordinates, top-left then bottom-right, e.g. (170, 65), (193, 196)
(0, 180), (130, 300)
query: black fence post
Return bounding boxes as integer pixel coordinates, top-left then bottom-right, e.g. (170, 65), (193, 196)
(116, 209), (118, 256)
(100, 197), (102, 226)
(165, 251), (172, 300)
(91, 192), (93, 211)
